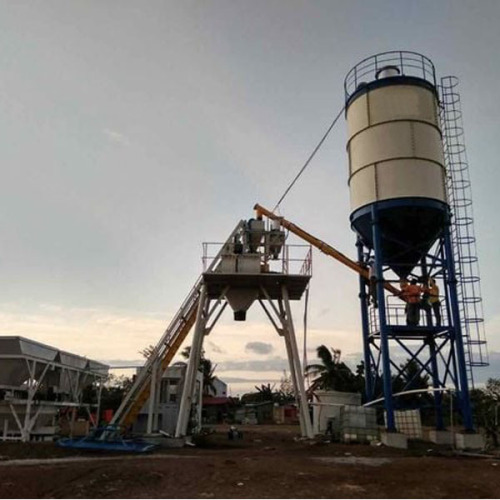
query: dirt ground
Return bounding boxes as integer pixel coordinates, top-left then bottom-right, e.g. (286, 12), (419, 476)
(0, 425), (498, 499)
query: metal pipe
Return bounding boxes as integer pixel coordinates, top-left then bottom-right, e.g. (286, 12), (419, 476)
(254, 203), (402, 297)
(364, 387), (455, 407)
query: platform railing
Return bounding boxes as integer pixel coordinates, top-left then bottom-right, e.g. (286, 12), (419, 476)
(202, 242), (312, 277)
(344, 50), (436, 101)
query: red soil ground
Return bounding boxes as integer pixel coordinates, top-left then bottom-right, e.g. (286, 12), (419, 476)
(0, 425), (498, 498)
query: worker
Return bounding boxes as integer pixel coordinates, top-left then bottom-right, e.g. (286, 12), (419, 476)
(368, 257), (378, 308)
(420, 277), (433, 326)
(428, 278), (442, 326)
(402, 278), (422, 326)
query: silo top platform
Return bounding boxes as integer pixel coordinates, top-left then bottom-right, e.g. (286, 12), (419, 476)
(344, 50), (437, 103)
(202, 272), (311, 301)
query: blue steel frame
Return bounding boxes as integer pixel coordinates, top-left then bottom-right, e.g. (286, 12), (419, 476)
(357, 204), (474, 432)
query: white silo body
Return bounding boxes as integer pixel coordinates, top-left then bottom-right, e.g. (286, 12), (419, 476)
(346, 83), (447, 213)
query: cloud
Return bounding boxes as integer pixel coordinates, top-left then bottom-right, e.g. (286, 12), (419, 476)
(0, 303), (365, 395)
(317, 308), (331, 317)
(102, 128), (130, 146)
(207, 340), (225, 354)
(473, 351), (500, 384)
(104, 359), (145, 368)
(485, 314), (500, 351)
(245, 341), (273, 355)
(219, 357), (288, 372)
(221, 376), (281, 384)
(0, 303), (172, 363)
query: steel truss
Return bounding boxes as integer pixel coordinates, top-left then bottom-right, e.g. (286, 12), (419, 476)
(0, 352), (106, 442)
(358, 206), (474, 432)
(174, 283), (314, 439)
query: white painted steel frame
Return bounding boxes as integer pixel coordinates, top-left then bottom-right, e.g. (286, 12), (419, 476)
(174, 283), (314, 439)
(0, 352), (107, 442)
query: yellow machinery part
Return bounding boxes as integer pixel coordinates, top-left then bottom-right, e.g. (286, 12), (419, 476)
(254, 203), (401, 298)
(119, 301), (199, 428)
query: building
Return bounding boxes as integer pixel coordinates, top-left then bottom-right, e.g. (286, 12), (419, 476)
(133, 362), (203, 435)
(211, 376), (228, 397)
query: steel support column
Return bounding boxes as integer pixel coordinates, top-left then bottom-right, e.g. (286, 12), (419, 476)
(175, 284), (209, 438)
(281, 285), (314, 439)
(371, 206), (396, 432)
(357, 237), (373, 401)
(443, 222), (474, 431)
(428, 337), (445, 430)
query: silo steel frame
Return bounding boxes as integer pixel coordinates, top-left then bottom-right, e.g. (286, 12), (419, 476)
(357, 212), (474, 432)
(345, 51), (485, 433)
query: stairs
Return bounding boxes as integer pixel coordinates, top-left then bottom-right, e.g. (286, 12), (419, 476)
(111, 278), (203, 428)
(111, 220), (246, 429)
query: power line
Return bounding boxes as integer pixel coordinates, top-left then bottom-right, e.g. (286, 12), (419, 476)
(272, 104), (345, 212)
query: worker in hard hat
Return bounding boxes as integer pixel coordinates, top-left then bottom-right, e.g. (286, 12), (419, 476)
(420, 276), (433, 326)
(401, 278), (422, 326)
(428, 278), (442, 326)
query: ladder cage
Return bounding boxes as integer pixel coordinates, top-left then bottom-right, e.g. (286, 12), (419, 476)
(439, 76), (489, 381)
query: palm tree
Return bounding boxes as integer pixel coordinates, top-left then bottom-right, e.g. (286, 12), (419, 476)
(199, 357), (217, 396)
(241, 383), (279, 404)
(181, 346), (218, 396)
(306, 345), (360, 393)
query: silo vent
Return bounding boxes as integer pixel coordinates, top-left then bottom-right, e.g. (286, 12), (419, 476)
(375, 65), (400, 79)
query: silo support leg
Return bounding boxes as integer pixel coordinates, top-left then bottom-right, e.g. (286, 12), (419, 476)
(428, 339), (445, 430)
(371, 206), (396, 432)
(443, 226), (474, 431)
(175, 285), (209, 438)
(282, 328), (306, 434)
(356, 239), (373, 401)
(281, 286), (314, 439)
(147, 361), (159, 434)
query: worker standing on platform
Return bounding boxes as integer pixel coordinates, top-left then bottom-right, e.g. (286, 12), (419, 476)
(420, 277), (433, 326)
(428, 278), (442, 326)
(402, 278), (422, 326)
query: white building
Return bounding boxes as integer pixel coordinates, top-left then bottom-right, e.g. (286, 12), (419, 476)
(211, 376), (228, 397)
(134, 362), (203, 435)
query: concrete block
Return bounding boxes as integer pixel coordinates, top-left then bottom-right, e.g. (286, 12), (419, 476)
(381, 431), (408, 449)
(455, 432), (485, 450)
(428, 430), (454, 445)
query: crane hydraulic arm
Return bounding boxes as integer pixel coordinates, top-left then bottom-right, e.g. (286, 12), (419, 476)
(254, 203), (401, 297)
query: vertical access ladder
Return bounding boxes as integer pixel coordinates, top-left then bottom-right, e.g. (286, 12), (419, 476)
(111, 221), (246, 429)
(439, 76), (489, 388)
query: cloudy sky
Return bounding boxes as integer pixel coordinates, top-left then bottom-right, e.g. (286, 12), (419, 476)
(1, 1), (499, 395)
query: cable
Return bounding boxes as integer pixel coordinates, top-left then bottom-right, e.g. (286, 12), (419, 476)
(303, 284), (310, 388)
(272, 104), (345, 212)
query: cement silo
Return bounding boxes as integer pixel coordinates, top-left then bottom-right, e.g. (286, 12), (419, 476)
(346, 53), (446, 278)
(344, 51), (487, 447)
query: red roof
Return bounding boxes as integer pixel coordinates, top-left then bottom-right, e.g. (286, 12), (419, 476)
(202, 396), (232, 406)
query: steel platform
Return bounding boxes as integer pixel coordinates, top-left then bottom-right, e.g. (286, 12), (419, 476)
(202, 272), (311, 301)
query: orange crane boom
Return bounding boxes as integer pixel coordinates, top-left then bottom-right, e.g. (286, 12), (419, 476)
(254, 203), (401, 297)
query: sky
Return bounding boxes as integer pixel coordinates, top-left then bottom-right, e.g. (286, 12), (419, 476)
(1, 0), (499, 395)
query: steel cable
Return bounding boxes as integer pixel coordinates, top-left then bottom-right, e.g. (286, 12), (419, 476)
(272, 104), (345, 212)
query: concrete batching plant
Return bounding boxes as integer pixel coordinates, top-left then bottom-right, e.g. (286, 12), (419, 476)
(105, 51), (488, 450)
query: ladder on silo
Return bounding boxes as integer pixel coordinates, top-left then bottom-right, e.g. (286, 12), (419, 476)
(111, 221), (245, 429)
(439, 76), (489, 389)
